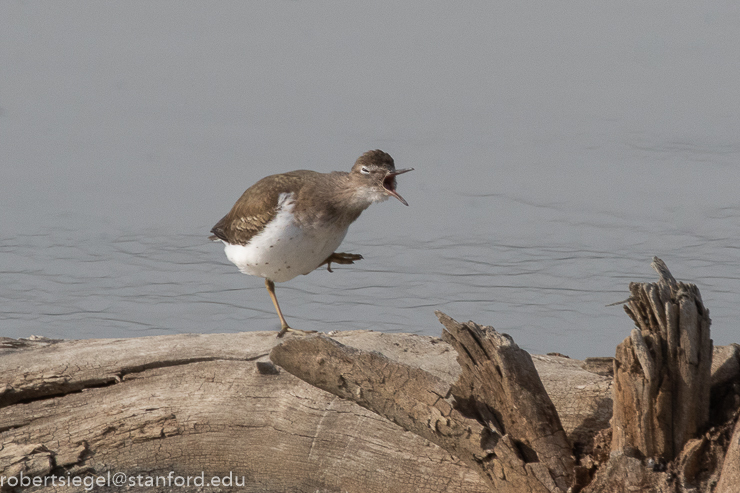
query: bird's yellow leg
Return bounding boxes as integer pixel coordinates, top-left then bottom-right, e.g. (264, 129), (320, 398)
(265, 279), (316, 338)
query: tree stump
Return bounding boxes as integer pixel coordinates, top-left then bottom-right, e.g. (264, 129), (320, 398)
(613, 257), (713, 461)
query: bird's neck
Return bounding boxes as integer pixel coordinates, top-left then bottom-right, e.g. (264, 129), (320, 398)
(296, 172), (380, 228)
(339, 171), (392, 208)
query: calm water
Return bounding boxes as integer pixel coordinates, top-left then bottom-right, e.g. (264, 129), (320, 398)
(2, 2), (739, 359)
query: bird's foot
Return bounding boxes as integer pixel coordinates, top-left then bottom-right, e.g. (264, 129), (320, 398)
(321, 252), (363, 273)
(276, 326), (319, 338)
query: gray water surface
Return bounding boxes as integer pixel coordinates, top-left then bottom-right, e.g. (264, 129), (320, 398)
(2, 2), (740, 359)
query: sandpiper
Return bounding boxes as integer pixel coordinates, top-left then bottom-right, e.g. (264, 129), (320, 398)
(209, 150), (413, 337)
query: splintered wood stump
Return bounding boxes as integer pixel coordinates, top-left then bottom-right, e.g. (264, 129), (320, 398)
(270, 312), (575, 493)
(437, 312), (575, 491)
(613, 257), (712, 461)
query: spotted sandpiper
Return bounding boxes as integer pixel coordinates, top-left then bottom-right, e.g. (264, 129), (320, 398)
(209, 149), (413, 337)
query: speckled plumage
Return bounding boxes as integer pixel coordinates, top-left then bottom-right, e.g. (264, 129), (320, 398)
(219, 191), (349, 282)
(210, 170), (367, 249)
(209, 149), (412, 336)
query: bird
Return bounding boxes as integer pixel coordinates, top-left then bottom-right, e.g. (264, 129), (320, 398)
(209, 149), (413, 337)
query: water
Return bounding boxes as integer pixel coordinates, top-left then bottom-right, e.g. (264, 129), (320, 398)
(2, 1), (739, 359)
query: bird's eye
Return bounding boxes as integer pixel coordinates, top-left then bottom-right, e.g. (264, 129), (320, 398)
(360, 166), (370, 175)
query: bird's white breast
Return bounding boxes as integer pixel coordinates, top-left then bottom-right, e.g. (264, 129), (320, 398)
(222, 192), (349, 283)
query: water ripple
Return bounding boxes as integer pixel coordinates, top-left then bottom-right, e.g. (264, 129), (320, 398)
(2, 221), (740, 359)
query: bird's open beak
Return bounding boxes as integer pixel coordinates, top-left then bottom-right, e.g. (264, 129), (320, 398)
(383, 168), (414, 206)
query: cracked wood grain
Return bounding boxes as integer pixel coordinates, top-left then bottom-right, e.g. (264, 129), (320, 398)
(0, 331), (491, 493)
(271, 314), (577, 493)
(437, 312), (576, 492)
(613, 257), (713, 461)
(1, 327), (734, 492)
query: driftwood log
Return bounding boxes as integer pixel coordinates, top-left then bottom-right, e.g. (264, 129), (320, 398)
(0, 331), (610, 492)
(1, 258), (739, 492)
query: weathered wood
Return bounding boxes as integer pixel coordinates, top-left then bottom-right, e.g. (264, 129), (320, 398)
(711, 343), (740, 389)
(613, 257), (713, 461)
(269, 333), (497, 484)
(271, 313), (577, 492)
(437, 312), (576, 492)
(0, 330), (611, 493)
(710, 344), (740, 425)
(581, 450), (658, 493)
(0, 332), (485, 493)
(583, 255), (739, 493)
(715, 416), (740, 493)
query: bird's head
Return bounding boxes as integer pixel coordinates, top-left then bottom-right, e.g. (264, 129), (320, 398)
(350, 150), (414, 205)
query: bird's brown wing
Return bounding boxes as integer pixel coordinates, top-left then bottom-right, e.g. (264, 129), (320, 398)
(209, 171), (316, 246)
